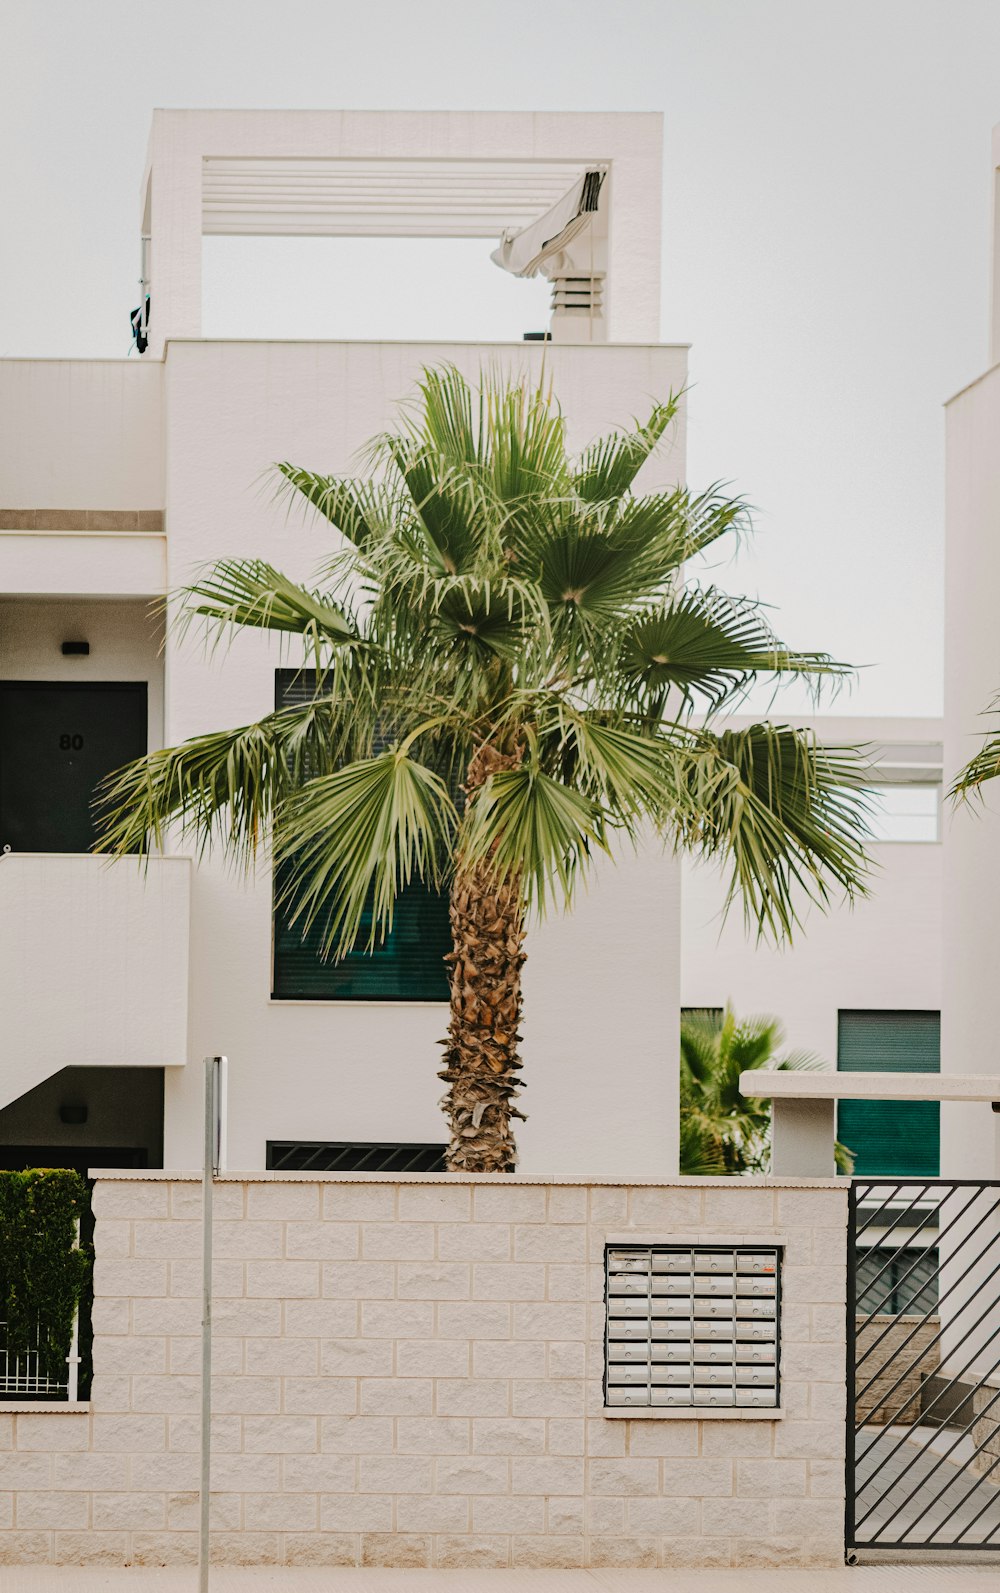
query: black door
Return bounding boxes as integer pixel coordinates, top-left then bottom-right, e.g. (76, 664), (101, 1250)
(0, 682), (147, 853)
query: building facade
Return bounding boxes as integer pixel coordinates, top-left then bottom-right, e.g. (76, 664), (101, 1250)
(941, 119), (1000, 1184)
(682, 714), (945, 1179)
(0, 110), (684, 1182)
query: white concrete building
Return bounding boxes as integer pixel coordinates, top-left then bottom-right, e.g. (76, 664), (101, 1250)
(0, 109), (684, 1182)
(941, 116), (1000, 1183)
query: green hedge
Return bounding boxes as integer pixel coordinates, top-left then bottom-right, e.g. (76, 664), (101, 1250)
(0, 1170), (92, 1383)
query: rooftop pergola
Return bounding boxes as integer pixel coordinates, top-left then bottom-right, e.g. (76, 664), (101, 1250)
(139, 109), (663, 355)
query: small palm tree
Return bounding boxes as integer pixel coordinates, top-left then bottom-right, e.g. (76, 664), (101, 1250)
(680, 1006), (854, 1174)
(97, 367), (870, 1173)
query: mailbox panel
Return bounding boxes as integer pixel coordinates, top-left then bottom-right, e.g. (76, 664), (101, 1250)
(604, 1244), (781, 1410)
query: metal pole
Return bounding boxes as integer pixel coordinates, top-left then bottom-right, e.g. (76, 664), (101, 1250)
(199, 1057), (224, 1593)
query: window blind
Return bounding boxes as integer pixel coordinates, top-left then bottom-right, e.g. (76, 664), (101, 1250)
(271, 670), (451, 1002)
(837, 1010), (940, 1178)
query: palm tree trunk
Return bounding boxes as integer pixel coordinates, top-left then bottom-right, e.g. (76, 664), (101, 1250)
(438, 742), (527, 1172)
(438, 859), (526, 1172)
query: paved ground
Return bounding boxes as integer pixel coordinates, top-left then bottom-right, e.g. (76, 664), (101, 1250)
(1, 1569), (999, 1592)
(855, 1425), (1000, 1546)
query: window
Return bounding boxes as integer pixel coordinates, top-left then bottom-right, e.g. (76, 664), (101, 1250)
(605, 1244), (780, 1410)
(856, 1245), (939, 1316)
(862, 785), (939, 844)
(837, 1010), (940, 1178)
(266, 1141), (447, 1173)
(271, 671), (451, 1002)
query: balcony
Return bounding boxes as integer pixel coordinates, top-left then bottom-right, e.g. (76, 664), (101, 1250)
(0, 853), (190, 1110)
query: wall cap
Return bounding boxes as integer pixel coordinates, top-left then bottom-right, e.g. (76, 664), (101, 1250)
(90, 1169), (847, 1189)
(0, 1403), (91, 1414)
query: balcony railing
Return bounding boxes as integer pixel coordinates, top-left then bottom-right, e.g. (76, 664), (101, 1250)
(0, 1308), (80, 1402)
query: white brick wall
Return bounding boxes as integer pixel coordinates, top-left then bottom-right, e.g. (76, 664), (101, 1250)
(0, 1175), (847, 1569)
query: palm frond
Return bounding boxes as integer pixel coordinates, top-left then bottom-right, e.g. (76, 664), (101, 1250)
(181, 560), (362, 659)
(459, 763), (609, 912)
(678, 1114), (729, 1176)
(679, 486), (750, 560)
(620, 589), (850, 714)
(572, 395), (681, 502)
(404, 365), (483, 470)
(382, 438), (486, 576)
(676, 725), (872, 941)
(273, 464), (392, 549)
(949, 698), (1000, 800)
(275, 744), (458, 957)
(482, 370), (569, 506)
(547, 710), (678, 825)
(94, 699), (341, 866)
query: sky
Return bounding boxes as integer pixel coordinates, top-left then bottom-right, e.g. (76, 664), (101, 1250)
(3, 0), (999, 719)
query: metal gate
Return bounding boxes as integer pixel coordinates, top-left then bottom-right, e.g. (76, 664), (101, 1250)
(847, 1178), (1000, 1554)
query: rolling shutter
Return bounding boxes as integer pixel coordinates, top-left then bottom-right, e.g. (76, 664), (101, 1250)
(271, 670), (451, 1002)
(837, 1010), (940, 1178)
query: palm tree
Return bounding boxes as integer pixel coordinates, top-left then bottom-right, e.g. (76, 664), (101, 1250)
(680, 1006), (854, 1175)
(97, 367), (870, 1173)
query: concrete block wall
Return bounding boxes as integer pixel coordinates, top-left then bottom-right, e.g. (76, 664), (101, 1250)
(0, 1174), (848, 1569)
(971, 1377), (1000, 1478)
(854, 1316), (940, 1425)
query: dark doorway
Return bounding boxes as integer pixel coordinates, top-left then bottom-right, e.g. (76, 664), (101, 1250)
(0, 1066), (164, 1172)
(0, 681), (147, 852)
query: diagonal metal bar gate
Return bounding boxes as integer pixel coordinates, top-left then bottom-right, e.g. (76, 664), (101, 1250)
(847, 1178), (1000, 1555)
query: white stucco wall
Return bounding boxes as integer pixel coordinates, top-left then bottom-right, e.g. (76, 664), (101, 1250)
(159, 338), (687, 1177)
(942, 362), (1000, 1180)
(0, 855), (190, 1108)
(0, 360), (163, 511)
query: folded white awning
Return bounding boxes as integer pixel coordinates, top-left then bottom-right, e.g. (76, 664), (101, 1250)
(490, 167), (607, 279)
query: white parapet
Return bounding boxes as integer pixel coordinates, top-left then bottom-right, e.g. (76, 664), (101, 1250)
(741, 1071), (1000, 1103)
(0, 853), (191, 1109)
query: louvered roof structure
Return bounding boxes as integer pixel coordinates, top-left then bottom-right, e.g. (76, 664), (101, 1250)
(138, 109), (663, 354)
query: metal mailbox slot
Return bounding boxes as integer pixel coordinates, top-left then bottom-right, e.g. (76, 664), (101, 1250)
(605, 1245), (782, 1410)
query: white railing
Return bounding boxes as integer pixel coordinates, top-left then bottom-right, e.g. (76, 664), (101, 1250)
(0, 1306), (80, 1401)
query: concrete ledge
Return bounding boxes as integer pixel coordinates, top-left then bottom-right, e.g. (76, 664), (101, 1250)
(90, 1169), (847, 1186)
(603, 1405), (784, 1420)
(742, 1070), (1000, 1102)
(0, 1402), (90, 1413)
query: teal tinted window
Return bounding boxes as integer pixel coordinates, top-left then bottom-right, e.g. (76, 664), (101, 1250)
(837, 1011), (940, 1178)
(271, 670), (451, 1002)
